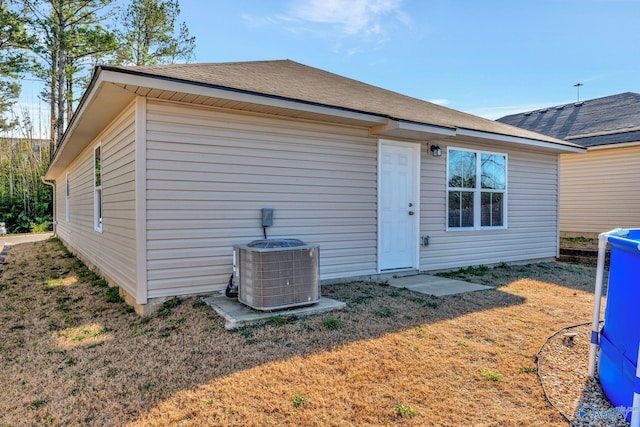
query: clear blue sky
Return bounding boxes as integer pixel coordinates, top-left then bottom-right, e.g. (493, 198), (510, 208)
(12, 0), (640, 138)
(178, 0), (639, 119)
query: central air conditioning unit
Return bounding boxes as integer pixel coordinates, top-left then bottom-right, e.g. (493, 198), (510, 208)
(233, 239), (320, 311)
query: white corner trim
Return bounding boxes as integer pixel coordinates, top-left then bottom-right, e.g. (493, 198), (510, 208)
(135, 96), (148, 305)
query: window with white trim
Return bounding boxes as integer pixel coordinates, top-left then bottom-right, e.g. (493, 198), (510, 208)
(447, 148), (507, 230)
(65, 172), (70, 222)
(94, 144), (102, 232)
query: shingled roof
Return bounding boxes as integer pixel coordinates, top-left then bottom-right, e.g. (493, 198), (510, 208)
(496, 92), (640, 147)
(47, 60), (585, 179)
(105, 59), (575, 147)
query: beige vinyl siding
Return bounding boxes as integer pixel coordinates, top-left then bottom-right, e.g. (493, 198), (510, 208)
(560, 145), (640, 234)
(54, 103), (138, 297)
(145, 100), (377, 298)
(420, 141), (559, 270)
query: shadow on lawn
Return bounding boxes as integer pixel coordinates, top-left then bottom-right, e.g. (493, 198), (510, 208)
(1, 239), (595, 426)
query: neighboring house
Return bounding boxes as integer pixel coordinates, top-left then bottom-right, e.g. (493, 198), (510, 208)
(44, 60), (583, 313)
(497, 92), (640, 236)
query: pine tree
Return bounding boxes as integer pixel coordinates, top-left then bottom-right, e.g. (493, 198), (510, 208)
(116, 0), (195, 66)
(0, 0), (31, 132)
(21, 0), (117, 154)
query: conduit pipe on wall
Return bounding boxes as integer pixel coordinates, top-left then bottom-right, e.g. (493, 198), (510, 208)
(40, 177), (56, 236)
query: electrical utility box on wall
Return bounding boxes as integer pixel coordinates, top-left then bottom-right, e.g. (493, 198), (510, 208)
(261, 208), (274, 227)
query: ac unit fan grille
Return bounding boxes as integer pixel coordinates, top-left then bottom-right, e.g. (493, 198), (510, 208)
(236, 244), (320, 311)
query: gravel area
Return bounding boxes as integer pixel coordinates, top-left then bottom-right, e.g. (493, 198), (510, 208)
(537, 323), (631, 426)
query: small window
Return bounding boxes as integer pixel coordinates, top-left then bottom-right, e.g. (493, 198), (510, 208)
(65, 172), (70, 222)
(447, 148), (507, 230)
(94, 144), (102, 232)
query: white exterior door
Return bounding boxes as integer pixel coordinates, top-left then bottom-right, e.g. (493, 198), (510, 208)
(379, 141), (419, 271)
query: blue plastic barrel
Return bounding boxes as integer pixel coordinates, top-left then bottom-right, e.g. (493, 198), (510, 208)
(598, 229), (640, 421)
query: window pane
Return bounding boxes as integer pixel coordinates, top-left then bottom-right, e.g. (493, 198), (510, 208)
(448, 150), (476, 188)
(448, 191), (474, 228)
(481, 192), (503, 227)
(96, 188), (102, 229)
(481, 154), (506, 189)
(95, 146), (101, 187)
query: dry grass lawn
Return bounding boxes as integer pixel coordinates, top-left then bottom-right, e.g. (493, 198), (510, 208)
(0, 239), (601, 426)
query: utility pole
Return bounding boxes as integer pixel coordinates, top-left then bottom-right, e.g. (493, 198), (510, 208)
(574, 83), (584, 102)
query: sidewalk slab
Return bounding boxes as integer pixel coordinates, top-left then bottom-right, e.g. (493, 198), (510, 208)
(387, 274), (492, 296)
(0, 232), (53, 246)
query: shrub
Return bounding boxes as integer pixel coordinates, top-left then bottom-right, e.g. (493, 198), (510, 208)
(30, 220), (52, 233)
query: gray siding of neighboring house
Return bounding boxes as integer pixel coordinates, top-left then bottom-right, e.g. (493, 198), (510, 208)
(54, 103), (138, 297)
(560, 145), (640, 234)
(144, 100), (378, 298)
(419, 141), (559, 270)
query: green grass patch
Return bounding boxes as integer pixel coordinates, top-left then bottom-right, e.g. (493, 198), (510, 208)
(266, 315), (297, 327)
(92, 279), (108, 288)
(373, 307), (394, 318)
(323, 316), (341, 329)
(520, 366), (537, 374)
(481, 370), (503, 382)
(562, 236), (592, 243)
(167, 314), (187, 326)
(438, 265), (491, 279)
(159, 297), (182, 316)
(104, 287), (123, 303)
(28, 399), (48, 410)
(394, 404), (416, 418)
(292, 393), (307, 407)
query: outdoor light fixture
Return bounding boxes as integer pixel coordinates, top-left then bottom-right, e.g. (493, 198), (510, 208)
(430, 144), (442, 157)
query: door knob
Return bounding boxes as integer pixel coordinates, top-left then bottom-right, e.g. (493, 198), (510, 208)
(408, 211), (414, 215)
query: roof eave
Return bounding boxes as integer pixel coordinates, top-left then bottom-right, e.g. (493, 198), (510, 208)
(96, 66), (575, 149)
(454, 128), (586, 153)
(45, 68), (137, 179)
(46, 66), (584, 181)
(586, 140), (640, 151)
(99, 65), (391, 126)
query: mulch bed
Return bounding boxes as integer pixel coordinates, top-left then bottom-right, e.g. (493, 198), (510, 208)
(537, 323), (630, 426)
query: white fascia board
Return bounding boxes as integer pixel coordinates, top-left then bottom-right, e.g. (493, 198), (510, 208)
(369, 119), (456, 140)
(455, 128), (586, 153)
(393, 120), (456, 136)
(101, 70), (388, 125)
(587, 141), (640, 151)
(45, 71), (108, 179)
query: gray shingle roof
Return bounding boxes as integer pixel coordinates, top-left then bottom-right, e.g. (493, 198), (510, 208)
(104, 60), (573, 146)
(496, 92), (640, 147)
